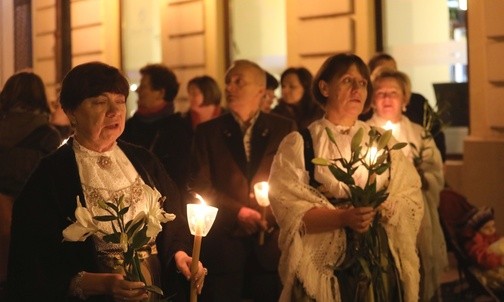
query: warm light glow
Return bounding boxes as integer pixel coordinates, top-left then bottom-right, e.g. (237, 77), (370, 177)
(194, 193), (206, 206)
(366, 146), (378, 166)
(383, 120), (395, 132)
(186, 194), (218, 237)
(59, 138), (69, 148)
(130, 83), (138, 92)
(253, 182), (270, 207)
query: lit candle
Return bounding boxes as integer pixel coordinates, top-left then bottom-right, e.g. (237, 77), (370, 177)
(383, 120), (400, 138)
(366, 146), (378, 166)
(187, 194), (218, 302)
(383, 120), (395, 132)
(253, 182), (270, 245)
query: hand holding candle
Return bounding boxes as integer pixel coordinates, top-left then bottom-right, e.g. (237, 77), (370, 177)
(253, 182), (270, 245)
(187, 194), (218, 302)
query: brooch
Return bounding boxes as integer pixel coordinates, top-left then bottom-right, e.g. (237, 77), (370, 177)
(97, 156), (112, 169)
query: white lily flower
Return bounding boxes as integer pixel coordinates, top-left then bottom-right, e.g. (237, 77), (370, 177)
(62, 196), (101, 242)
(142, 184), (176, 238)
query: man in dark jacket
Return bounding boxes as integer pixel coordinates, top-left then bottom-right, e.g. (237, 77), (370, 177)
(190, 60), (296, 301)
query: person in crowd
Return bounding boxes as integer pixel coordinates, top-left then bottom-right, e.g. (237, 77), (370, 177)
(120, 64), (191, 191)
(360, 52), (447, 161)
(6, 62), (207, 302)
(182, 75), (225, 131)
(260, 72), (279, 113)
(165, 75), (226, 191)
(189, 60), (296, 301)
(366, 68), (448, 301)
(272, 67), (324, 129)
(0, 71), (62, 295)
(268, 53), (424, 301)
(49, 97), (73, 140)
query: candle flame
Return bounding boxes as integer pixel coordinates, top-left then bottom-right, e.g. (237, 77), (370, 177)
(194, 193), (207, 206)
(383, 120), (395, 131)
(367, 146), (378, 166)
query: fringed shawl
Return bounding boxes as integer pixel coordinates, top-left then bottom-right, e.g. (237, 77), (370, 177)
(268, 119), (424, 302)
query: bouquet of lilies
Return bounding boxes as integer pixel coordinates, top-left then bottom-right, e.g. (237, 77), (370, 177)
(313, 126), (406, 301)
(313, 127), (406, 208)
(62, 184), (176, 297)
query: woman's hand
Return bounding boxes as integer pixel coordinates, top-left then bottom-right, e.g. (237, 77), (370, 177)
(76, 272), (148, 301)
(174, 251), (208, 294)
(343, 206), (375, 233)
(108, 275), (148, 302)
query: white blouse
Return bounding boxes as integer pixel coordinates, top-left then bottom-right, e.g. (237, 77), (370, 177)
(72, 140), (148, 253)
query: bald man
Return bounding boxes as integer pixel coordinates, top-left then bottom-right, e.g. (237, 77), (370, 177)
(189, 60), (296, 301)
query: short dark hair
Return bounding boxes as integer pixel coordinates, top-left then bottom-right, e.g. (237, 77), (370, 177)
(312, 53), (373, 114)
(187, 75), (221, 106)
(280, 67), (314, 106)
(140, 64), (179, 102)
(265, 72), (279, 90)
(0, 72), (50, 114)
(60, 62), (129, 112)
(368, 52), (396, 74)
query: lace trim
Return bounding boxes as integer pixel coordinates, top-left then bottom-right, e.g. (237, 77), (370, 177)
(81, 175), (143, 208)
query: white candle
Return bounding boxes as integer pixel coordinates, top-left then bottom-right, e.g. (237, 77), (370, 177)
(253, 182), (270, 245)
(383, 120), (395, 132)
(366, 146), (378, 166)
(253, 182), (270, 207)
(187, 194), (218, 302)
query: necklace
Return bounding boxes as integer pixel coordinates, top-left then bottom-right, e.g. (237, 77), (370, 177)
(97, 155), (113, 169)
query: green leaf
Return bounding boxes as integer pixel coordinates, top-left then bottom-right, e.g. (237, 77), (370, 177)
(375, 152), (388, 166)
(329, 165), (355, 185)
(357, 256), (372, 278)
(105, 202), (119, 213)
(352, 146), (362, 163)
(376, 130), (392, 150)
(118, 195), (125, 209)
(94, 215), (117, 222)
(130, 227), (150, 250)
(97, 199), (108, 210)
(103, 232), (121, 244)
(312, 158), (330, 166)
(391, 142), (408, 150)
(127, 217), (145, 238)
(374, 163), (390, 175)
(144, 285), (164, 297)
(351, 127), (364, 152)
(118, 206), (130, 216)
(325, 127), (337, 144)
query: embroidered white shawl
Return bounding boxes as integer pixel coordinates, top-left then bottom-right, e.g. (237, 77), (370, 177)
(268, 119), (424, 302)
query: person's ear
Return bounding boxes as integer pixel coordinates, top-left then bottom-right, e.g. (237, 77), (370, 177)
(318, 80), (329, 98)
(66, 111), (77, 126)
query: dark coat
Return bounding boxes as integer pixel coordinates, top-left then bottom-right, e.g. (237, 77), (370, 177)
(271, 99), (324, 129)
(189, 112), (296, 274)
(121, 112), (193, 191)
(6, 139), (191, 302)
(0, 111), (61, 197)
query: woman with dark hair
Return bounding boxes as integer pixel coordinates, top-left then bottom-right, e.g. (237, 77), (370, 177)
(0, 72), (61, 291)
(272, 67), (324, 129)
(268, 54), (423, 301)
(184, 75), (224, 130)
(7, 62), (206, 302)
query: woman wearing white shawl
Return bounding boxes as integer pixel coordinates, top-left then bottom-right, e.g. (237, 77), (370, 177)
(268, 54), (424, 302)
(367, 68), (448, 301)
